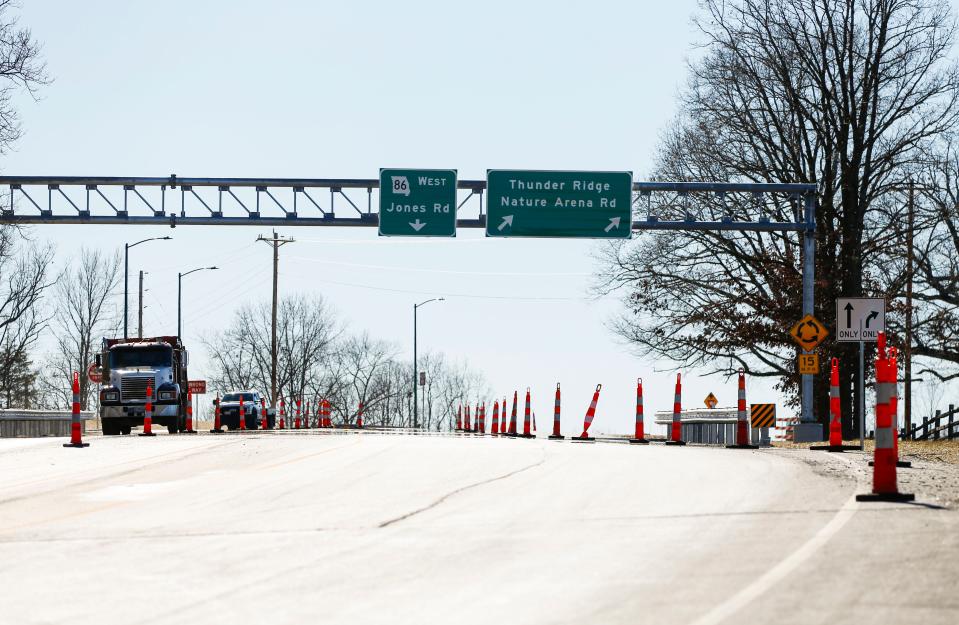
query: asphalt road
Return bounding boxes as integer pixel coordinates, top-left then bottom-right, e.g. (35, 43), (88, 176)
(1, 431), (956, 624)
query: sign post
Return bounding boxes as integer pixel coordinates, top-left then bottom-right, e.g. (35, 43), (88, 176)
(378, 169), (457, 237)
(836, 298), (886, 450)
(485, 170), (632, 238)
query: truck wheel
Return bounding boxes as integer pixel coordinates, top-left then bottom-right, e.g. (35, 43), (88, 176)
(102, 420), (121, 436)
(121, 424), (132, 435)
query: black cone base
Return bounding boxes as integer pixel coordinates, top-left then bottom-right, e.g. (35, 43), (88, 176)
(138, 432), (156, 437)
(182, 430), (198, 435)
(210, 428), (224, 434)
(629, 439), (650, 445)
(571, 436), (595, 443)
(63, 442), (90, 448)
(868, 460), (912, 468)
(810, 444), (860, 452)
(548, 435), (565, 440)
(664, 440), (687, 446)
(856, 491), (915, 502)
(517, 433), (535, 439)
(726, 444), (759, 449)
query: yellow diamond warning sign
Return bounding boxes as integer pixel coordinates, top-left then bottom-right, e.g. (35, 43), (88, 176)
(704, 393), (718, 409)
(789, 314), (828, 351)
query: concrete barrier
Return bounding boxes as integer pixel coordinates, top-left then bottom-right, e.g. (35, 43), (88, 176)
(1, 410), (96, 438)
(654, 407), (769, 446)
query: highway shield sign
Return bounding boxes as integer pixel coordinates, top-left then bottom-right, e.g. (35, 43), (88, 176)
(789, 314), (828, 351)
(485, 170), (632, 238)
(379, 169), (457, 237)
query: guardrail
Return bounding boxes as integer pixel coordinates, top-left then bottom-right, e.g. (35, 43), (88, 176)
(0, 410), (96, 438)
(906, 404), (958, 440)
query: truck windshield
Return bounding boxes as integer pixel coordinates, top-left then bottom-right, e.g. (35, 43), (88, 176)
(223, 393), (256, 402)
(110, 346), (173, 368)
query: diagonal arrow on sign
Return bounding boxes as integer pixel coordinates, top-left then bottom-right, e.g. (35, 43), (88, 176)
(604, 216), (621, 233)
(409, 219), (426, 232)
(498, 215), (514, 231)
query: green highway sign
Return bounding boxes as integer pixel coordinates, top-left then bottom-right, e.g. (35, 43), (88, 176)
(485, 170), (632, 238)
(378, 168), (457, 237)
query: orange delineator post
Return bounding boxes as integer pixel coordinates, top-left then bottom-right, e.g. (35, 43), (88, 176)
(812, 359), (857, 452)
(478, 403), (485, 434)
(519, 388), (534, 438)
(574, 384), (602, 442)
(464, 405), (471, 432)
(239, 395), (246, 430)
(63, 371), (90, 448)
(294, 397), (301, 429)
(357, 402), (364, 428)
(183, 389), (198, 434)
(629, 378), (648, 444)
(857, 333), (914, 502)
(726, 370), (757, 449)
(210, 391), (224, 433)
(279, 398), (285, 430)
(867, 347), (911, 467)
(262, 398), (269, 430)
(324, 399), (331, 428)
(456, 405), (463, 432)
(665, 373), (686, 446)
(508, 391), (518, 436)
(549, 383), (564, 440)
(139, 383), (156, 437)
(491, 401), (500, 435)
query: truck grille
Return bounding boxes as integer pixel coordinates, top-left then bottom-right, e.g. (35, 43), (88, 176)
(121, 376), (154, 401)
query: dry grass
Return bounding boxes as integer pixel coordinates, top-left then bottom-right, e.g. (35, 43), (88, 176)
(774, 438), (959, 464)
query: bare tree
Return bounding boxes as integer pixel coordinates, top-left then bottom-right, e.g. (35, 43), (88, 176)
(37, 248), (121, 410)
(0, 0), (48, 156)
(0, 229), (54, 407)
(596, 0), (959, 436)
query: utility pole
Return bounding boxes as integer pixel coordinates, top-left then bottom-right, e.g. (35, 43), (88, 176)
(138, 271), (145, 339)
(256, 231), (294, 410)
(905, 180), (915, 436)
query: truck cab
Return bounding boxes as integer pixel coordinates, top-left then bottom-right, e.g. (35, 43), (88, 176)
(98, 336), (189, 435)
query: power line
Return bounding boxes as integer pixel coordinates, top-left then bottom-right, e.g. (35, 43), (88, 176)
(287, 256), (590, 277)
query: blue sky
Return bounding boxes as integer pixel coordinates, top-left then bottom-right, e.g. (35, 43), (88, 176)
(7, 0), (882, 434)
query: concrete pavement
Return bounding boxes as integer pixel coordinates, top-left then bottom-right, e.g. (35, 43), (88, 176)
(0, 431), (956, 624)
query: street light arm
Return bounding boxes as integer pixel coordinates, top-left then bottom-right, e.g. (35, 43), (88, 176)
(129, 236), (173, 249)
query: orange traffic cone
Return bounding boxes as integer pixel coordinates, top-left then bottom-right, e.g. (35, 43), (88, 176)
(857, 333), (914, 502)
(63, 372), (90, 448)
(629, 378), (648, 444)
(867, 347), (912, 468)
(812, 359), (858, 452)
(573, 384), (602, 442)
(491, 401), (500, 435)
(183, 389), (198, 434)
(665, 374), (686, 446)
(519, 389), (535, 439)
(210, 392), (224, 433)
(549, 383), (564, 440)
(139, 384), (156, 437)
(726, 370), (757, 449)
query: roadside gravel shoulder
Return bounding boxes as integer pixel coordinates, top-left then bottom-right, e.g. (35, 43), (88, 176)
(767, 441), (959, 509)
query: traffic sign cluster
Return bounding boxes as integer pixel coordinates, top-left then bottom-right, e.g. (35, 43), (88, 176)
(378, 168), (633, 238)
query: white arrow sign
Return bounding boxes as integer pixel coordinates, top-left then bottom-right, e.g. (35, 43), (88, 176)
(836, 297), (885, 342)
(604, 216), (621, 233)
(409, 219), (426, 232)
(497, 215), (514, 231)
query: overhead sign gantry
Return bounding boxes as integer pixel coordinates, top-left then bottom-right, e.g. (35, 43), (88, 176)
(0, 172), (821, 440)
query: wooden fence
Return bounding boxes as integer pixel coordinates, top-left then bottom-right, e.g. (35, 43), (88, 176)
(905, 404), (958, 440)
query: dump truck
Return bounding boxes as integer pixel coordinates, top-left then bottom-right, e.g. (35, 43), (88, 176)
(97, 336), (189, 435)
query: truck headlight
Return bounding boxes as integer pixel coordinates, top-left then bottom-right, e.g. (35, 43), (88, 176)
(102, 391), (119, 402)
(158, 390), (176, 401)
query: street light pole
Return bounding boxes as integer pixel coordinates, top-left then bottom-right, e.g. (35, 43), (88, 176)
(177, 266), (218, 340)
(124, 236), (172, 339)
(413, 297), (444, 430)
